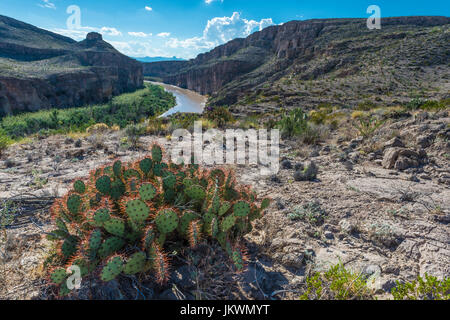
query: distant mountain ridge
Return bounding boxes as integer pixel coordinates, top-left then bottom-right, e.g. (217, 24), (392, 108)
(133, 56), (185, 63)
(0, 15), (143, 115)
(143, 16), (450, 112)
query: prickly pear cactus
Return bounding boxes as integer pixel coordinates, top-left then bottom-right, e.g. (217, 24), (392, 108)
(46, 143), (270, 296)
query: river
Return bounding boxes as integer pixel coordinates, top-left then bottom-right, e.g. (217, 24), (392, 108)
(147, 81), (206, 117)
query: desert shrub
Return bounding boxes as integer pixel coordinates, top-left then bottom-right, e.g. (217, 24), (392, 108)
(0, 128), (11, 156)
(124, 123), (146, 149)
(353, 116), (385, 139)
(288, 201), (326, 225)
(278, 108), (308, 138)
(300, 263), (374, 300)
(392, 274), (449, 300)
(45, 144), (270, 296)
(356, 100), (377, 111)
(278, 109), (328, 144)
(146, 117), (168, 136)
(204, 106), (235, 128)
(86, 123), (110, 135)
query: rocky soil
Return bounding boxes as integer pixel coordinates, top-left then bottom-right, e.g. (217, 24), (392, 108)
(0, 111), (448, 300)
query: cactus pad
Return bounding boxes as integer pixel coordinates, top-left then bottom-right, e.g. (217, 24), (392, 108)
(221, 215), (236, 232)
(155, 209), (179, 234)
(123, 252), (147, 275)
(101, 256), (124, 282)
(51, 268), (68, 285)
(139, 158), (153, 175)
(96, 176), (111, 194)
(125, 199), (150, 224)
(66, 194), (82, 215)
(233, 201), (250, 217)
(152, 144), (163, 163)
(104, 218), (125, 237)
(139, 183), (157, 201)
(185, 185), (206, 201)
(98, 237), (125, 259)
(73, 180), (86, 194)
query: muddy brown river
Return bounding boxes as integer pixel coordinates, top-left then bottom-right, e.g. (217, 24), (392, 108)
(148, 81), (206, 117)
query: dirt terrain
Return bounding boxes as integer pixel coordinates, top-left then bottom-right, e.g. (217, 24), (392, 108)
(0, 110), (449, 300)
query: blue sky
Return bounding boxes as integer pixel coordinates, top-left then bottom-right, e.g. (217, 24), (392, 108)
(1, 0), (448, 58)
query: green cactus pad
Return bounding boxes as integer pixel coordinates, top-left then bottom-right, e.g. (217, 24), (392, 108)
(233, 201), (251, 217)
(123, 252), (147, 275)
(155, 209), (179, 234)
(55, 218), (68, 233)
(66, 194), (82, 215)
(125, 199), (150, 224)
(98, 237), (126, 259)
(73, 180), (86, 194)
(51, 268), (68, 285)
(59, 281), (71, 297)
(185, 185), (206, 201)
(163, 173), (177, 190)
(221, 215), (236, 232)
(113, 160), (122, 177)
(101, 256), (124, 282)
(182, 178), (194, 189)
(152, 144), (163, 163)
(92, 208), (111, 227)
(139, 158), (153, 175)
(139, 183), (157, 201)
(211, 196), (221, 214)
(109, 180), (126, 200)
(96, 176), (111, 194)
(261, 198), (271, 210)
(61, 236), (79, 259)
(218, 201), (231, 216)
(104, 218), (125, 237)
(249, 207), (262, 222)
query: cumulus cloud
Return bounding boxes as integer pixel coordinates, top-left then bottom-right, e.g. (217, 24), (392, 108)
(157, 32), (171, 38)
(145, 6), (153, 11)
(53, 26), (122, 41)
(38, 0), (56, 9)
(166, 12), (274, 57)
(128, 32), (152, 38)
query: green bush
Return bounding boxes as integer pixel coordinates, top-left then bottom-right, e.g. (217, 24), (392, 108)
(392, 274), (450, 300)
(204, 106), (235, 128)
(46, 144), (270, 296)
(300, 263), (374, 300)
(277, 108), (308, 138)
(0, 128), (11, 156)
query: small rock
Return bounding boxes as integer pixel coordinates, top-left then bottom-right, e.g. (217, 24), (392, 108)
(281, 159), (293, 170)
(294, 163), (304, 171)
(416, 135), (434, 148)
(281, 253), (305, 268)
(309, 149), (320, 158)
(384, 137), (405, 149)
(324, 231), (334, 240)
(339, 220), (355, 234)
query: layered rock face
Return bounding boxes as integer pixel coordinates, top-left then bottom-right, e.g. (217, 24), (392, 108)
(0, 15), (143, 115)
(143, 16), (450, 107)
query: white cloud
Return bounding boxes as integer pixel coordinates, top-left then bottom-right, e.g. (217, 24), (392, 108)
(157, 32), (171, 38)
(145, 6), (153, 11)
(166, 12), (274, 57)
(38, 0), (56, 9)
(53, 26), (123, 41)
(205, 0), (223, 4)
(128, 32), (152, 38)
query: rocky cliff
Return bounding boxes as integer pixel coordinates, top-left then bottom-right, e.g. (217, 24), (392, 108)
(143, 16), (450, 110)
(0, 15), (143, 115)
